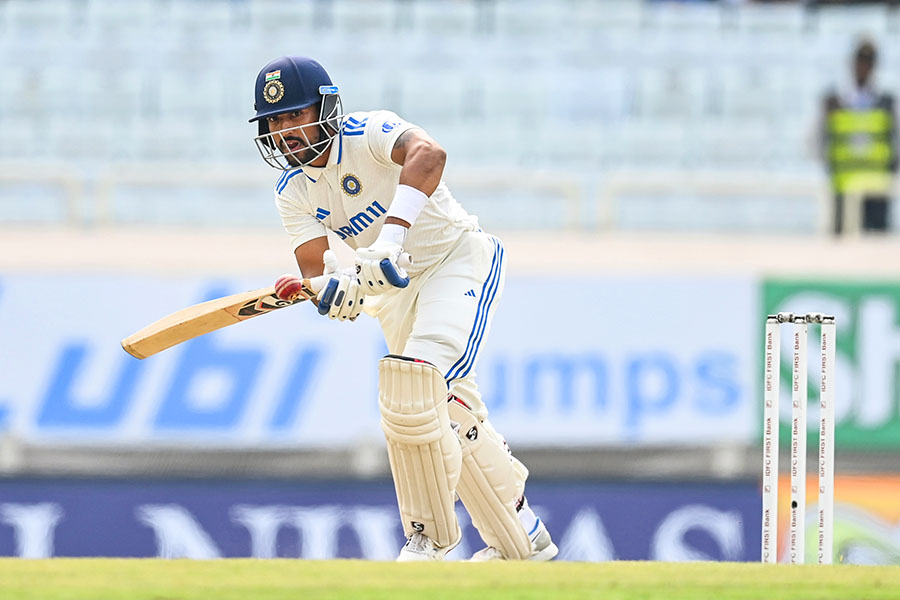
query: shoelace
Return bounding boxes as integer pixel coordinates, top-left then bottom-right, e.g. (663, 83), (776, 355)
(405, 533), (429, 553)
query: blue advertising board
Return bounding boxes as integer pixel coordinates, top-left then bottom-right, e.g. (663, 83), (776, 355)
(0, 479), (760, 561)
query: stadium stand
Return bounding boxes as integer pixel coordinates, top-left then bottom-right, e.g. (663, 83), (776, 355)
(0, 0), (897, 231)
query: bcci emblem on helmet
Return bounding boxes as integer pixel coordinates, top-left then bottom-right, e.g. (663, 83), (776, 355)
(264, 80), (285, 103)
(263, 70), (285, 104)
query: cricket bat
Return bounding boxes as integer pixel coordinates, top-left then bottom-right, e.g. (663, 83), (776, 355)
(121, 253), (410, 360)
(121, 276), (325, 360)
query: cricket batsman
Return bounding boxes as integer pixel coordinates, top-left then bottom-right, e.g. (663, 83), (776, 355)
(252, 56), (557, 562)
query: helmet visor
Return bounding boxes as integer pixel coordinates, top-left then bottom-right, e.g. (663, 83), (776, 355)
(253, 94), (342, 170)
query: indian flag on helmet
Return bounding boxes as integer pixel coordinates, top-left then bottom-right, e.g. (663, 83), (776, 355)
(265, 70), (281, 81)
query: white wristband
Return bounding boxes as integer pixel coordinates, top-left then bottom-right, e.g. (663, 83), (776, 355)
(385, 184), (429, 226)
(377, 222), (407, 246)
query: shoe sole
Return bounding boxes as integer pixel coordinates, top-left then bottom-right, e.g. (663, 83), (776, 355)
(469, 541), (559, 562)
(531, 541), (559, 561)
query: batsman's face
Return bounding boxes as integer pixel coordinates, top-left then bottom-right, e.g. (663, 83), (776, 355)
(267, 106), (325, 167)
(854, 56), (874, 88)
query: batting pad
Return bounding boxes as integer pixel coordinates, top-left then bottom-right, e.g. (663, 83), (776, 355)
(448, 400), (532, 560)
(379, 355), (462, 549)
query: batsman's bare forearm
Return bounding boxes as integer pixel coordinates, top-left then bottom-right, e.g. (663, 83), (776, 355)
(391, 129), (446, 198)
(293, 235), (330, 278)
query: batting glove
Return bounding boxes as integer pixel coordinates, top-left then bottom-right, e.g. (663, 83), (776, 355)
(355, 224), (410, 294)
(315, 250), (365, 322)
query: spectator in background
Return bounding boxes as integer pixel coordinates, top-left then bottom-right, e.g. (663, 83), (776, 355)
(820, 39), (898, 235)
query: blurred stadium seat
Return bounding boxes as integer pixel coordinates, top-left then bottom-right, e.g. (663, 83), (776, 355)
(410, 0), (480, 36)
(5, 0), (77, 33)
(631, 66), (710, 120)
(733, 2), (807, 35)
(494, 0), (564, 37)
(812, 4), (891, 38)
(643, 1), (724, 31)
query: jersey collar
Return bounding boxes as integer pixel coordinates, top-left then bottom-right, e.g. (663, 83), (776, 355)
(299, 132), (342, 183)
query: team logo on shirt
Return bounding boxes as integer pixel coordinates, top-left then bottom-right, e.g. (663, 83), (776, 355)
(332, 200), (387, 240)
(343, 117), (368, 136)
(341, 173), (362, 196)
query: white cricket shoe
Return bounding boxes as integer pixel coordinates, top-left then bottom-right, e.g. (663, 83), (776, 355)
(396, 532), (458, 562)
(469, 518), (559, 562)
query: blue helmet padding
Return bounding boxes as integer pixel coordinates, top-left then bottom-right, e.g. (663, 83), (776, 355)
(250, 56), (333, 128)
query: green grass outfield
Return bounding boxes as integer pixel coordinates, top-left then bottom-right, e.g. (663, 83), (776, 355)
(1, 559), (899, 600)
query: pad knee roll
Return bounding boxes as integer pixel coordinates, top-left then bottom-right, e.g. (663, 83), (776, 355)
(448, 399), (532, 560)
(379, 355), (462, 549)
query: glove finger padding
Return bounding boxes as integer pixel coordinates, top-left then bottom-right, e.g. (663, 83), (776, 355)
(327, 274), (352, 320)
(359, 260), (390, 295)
(316, 277), (339, 316)
(338, 277), (364, 321)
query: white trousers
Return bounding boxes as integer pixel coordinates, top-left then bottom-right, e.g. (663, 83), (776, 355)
(371, 229), (506, 421)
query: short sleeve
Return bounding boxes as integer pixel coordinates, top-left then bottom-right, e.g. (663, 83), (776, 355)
(276, 189), (327, 252)
(364, 110), (420, 167)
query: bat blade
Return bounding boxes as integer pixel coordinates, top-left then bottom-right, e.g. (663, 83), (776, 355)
(121, 281), (317, 359)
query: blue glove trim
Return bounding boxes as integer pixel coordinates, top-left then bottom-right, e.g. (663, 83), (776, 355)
(317, 278), (339, 315)
(380, 258), (409, 288)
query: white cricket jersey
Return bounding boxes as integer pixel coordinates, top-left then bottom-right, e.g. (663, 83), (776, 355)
(274, 110), (479, 277)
